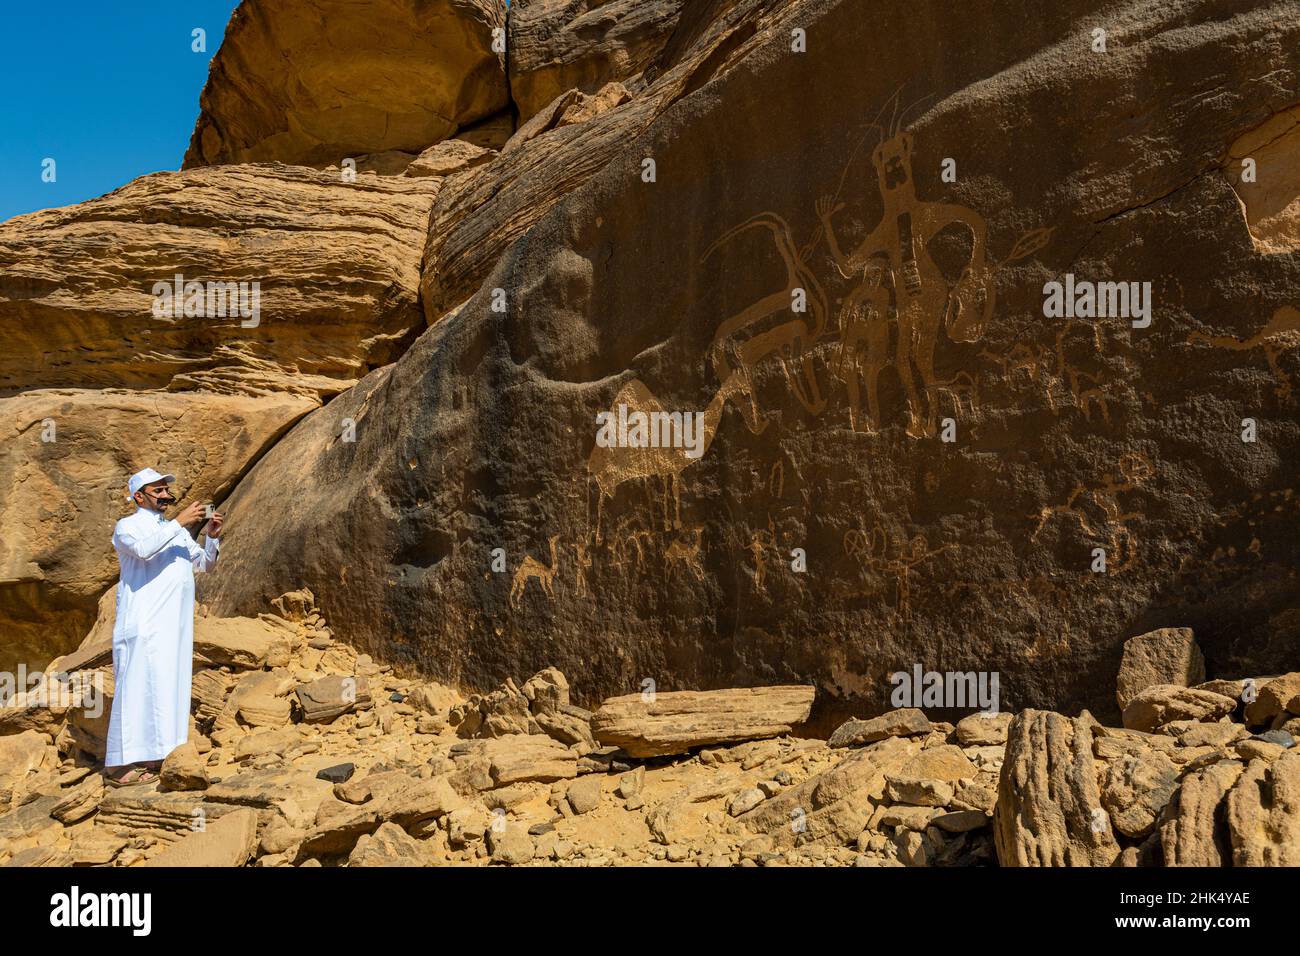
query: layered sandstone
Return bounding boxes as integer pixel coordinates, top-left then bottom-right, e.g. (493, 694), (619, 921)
(507, 0), (686, 124)
(183, 0), (508, 168)
(0, 164), (438, 398)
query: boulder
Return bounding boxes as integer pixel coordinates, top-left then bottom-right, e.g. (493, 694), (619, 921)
(953, 712), (1012, 746)
(144, 807), (259, 867)
(295, 676), (373, 723)
(885, 776), (954, 808)
(296, 801), (382, 859)
(195, 618), (287, 672)
(590, 686), (815, 757)
(49, 775), (104, 825)
(896, 745), (978, 783)
(932, 810), (989, 834)
(348, 821), (433, 866)
(1175, 720), (1248, 749)
(159, 742), (210, 792)
(1225, 751), (1300, 865)
(405, 140), (496, 179)
(995, 710), (1119, 866)
(1115, 628), (1205, 710)
(203, 765), (337, 831)
(1122, 685), (1238, 734)
(521, 667), (570, 716)
(566, 775), (602, 814)
(1100, 749), (1180, 839)
(487, 824), (535, 865)
(184, 0), (507, 167)
(0, 732), (51, 799)
(829, 709), (932, 748)
(1244, 672), (1300, 727)
(482, 735), (578, 786)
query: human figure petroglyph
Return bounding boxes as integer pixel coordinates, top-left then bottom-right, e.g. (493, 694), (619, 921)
(754, 530), (769, 590)
(1031, 452), (1154, 573)
(587, 369), (757, 543)
(845, 523), (947, 619)
(573, 539), (592, 597)
(1188, 305), (1300, 399)
(747, 521), (776, 592)
(509, 535), (560, 607)
(817, 108), (998, 438)
(702, 213), (829, 424)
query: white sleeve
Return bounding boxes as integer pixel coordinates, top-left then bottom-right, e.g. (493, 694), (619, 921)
(113, 519), (184, 561)
(194, 533), (221, 573)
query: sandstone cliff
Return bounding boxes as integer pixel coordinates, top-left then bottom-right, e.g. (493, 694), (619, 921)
(1, 0), (1299, 843)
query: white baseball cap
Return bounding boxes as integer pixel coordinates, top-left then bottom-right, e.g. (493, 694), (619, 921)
(126, 467), (176, 501)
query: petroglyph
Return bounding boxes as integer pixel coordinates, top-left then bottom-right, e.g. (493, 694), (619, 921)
(573, 539), (593, 597)
(817, 96), (999, 438)
(587, 370), (756, 542)
(768, 457), (785, 499)
(579, 91), (1058, 582)
(930, 371), (979, 420)
(665, 527), (706, 582)
(509, 535), (560, 607)
(1031, 452), (1154, 574)
(747, 521), (776, 592)
(1188, 305), (1300, 399)
(702, 213), (830, 422)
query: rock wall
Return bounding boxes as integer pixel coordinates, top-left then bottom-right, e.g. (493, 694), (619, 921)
(198, 0), (1300, 730)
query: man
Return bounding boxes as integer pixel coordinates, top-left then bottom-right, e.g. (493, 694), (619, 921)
(104, 468), (224, 786)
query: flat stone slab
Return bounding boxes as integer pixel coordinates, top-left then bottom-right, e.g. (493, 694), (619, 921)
(591, 686), (815, 758)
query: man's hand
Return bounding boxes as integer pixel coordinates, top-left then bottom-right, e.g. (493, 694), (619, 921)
(205, 511), (224, 539)
(176, 501), (207, 527)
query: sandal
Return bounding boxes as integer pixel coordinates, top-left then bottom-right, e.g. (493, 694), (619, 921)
(105, 766), (159, 788)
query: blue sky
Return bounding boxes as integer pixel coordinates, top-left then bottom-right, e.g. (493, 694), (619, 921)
(0, 2), (241, 223)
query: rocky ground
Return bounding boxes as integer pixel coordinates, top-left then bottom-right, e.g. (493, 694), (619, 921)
(0, 596), (1294, 867)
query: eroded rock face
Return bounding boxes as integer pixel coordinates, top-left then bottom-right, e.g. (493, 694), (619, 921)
(0, 389), (313, 670)
(507, 0), (686, 125)
(0, 164), (437, 398)
(995, 710), (1119, 866)
(1159, 758), (1244, 867)
(200, 0), (1300, 727)
(1226, 751), (1300, 865)
(183, 0), (508, 168)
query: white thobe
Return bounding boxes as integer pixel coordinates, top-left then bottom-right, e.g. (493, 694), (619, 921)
(105, 506), (220, 766)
